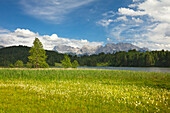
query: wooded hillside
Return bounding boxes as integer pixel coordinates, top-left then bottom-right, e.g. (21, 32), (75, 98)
(0, 45), (169, 67)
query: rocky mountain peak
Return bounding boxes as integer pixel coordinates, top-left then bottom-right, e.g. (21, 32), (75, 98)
(53, 43), (149, 55)
(53, 45), (79, 54)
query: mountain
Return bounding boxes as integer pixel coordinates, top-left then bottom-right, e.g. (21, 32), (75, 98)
(0, 45), (4, 49)
(77, 45), (98, 55)
(53, 43), (149, 55)
(53, 45), (79, 54)
(96, 43), (149, 54)
(0, 45), (169, 67)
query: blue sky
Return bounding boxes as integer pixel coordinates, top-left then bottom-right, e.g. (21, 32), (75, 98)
(0, 0), (170, 50)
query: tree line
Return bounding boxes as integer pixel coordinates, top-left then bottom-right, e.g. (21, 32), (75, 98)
(0, 38), (79, 68)
(75, 49), (170, 67)
(0, 38), (170, 67)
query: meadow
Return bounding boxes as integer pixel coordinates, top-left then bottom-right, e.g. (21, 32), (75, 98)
(0, 68), (169, 112)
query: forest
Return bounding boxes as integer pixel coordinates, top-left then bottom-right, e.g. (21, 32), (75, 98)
(0, 45), (170, 67)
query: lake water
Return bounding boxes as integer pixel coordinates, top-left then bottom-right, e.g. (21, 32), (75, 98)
(77, 67), (170, 73)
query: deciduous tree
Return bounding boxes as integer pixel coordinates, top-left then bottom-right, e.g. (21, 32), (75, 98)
(15, 60), (23, 68)
(72, 60), (79, 68)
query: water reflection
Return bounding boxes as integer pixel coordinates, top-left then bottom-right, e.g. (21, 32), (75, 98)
(77, 67), (170, 73)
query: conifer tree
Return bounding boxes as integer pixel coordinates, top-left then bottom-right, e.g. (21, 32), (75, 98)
(28, 38), (49, 68)
(61, 54), (72, 68)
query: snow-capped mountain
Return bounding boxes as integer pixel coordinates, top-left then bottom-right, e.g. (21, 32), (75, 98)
(53, 43), (149, 55)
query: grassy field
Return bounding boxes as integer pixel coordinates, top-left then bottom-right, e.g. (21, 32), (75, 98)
(0, 68), (169, 112)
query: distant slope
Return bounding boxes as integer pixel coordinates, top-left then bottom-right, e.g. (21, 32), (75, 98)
(0, 45), (30, 66)
(0, 45), (64, 66)
(53, 43), (149, 55)
(95, 43), (149, 54)
(0, 45), (169, 67)
(0, 45), (4, 49)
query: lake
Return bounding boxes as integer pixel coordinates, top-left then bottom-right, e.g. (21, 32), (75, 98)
(77, 67), (170, 73)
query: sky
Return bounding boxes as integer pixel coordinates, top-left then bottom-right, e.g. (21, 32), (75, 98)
(0, 0), (170, 50)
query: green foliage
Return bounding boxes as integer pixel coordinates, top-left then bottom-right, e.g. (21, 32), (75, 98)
(26, 62), (32, 68)
(0, 45), (170, 67)
(14, 60), (23, 68)
(72, 60), (79, 68)
(55, 63), (62, 67)
(39, 61), (49, 68)
(97, 62), (109, 67)
(145, 53), (155, 66)
(9, 64), (14, 68)
(61, 54), (72, 68)
(28, 38), (49, 68)
(0, 69), (169, 112)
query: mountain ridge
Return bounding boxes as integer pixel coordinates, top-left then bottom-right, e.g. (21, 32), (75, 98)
(0, 45), (4, 49)
(53, 42), (149, 55)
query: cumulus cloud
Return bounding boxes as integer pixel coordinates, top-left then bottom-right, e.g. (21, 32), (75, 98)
(11, 28), (39, 38)
(133, 0), (143, 2)
(146, 23), (170, 44)
(116, 16), (128, 21)
(118, 8), (146, 16)
(0, 28), (103, 50)
(20, 0), (95, 23)
(132, 17), (143, 23)
(119, 0), (170, 23)
(96, 19), (114, 27)
(107, 38), (113, 41)
(97, 0), (170, 50)
(133, 42), (170, 50)
(0, 28), (10, 33)
(138, 0), (170, 23)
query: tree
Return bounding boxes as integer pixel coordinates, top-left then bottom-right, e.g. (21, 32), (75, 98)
(28, 38), (49, 68)
(9, 64), (14, 68)
(55, 63), (62, 67)
(145, 53), (155, 66)
(26, 62), (32, 68)
(122, 55), (127, 66)
(72, 60), (79, 68)
(15, 60), (23, 68)
(61, 54), (72, 68)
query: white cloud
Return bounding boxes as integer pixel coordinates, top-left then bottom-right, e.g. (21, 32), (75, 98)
(133, 42), (170, 50)
(138, 0), (170, 23)
(0, 28), (10, 33)
(102, 11), (115, 17)
(20, 0), (95, 23)
(97, 0), (170, 50)
(128, 4), (138, 8)
(146, 23), (170, 44)
(10, 28), (39, 38)
(119, 0), (170, 23)
(132, 17), (143, 23)
(118, 8), (146, 16)
(0, 28), (103, 50)
(107, 38), (113, 41)
(116, 16), (128, 21)
(133, 0), (142, 2)
(96, 19), (114, 27)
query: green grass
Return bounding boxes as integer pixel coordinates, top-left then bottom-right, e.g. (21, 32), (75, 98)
(0, 69), (169, 112)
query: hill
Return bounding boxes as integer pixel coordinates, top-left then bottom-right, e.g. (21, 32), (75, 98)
(0, 45), (169, 67)
(0, 45), (64, 66)
(0, 45), (4, 49)
(53, 43), (149, 55)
